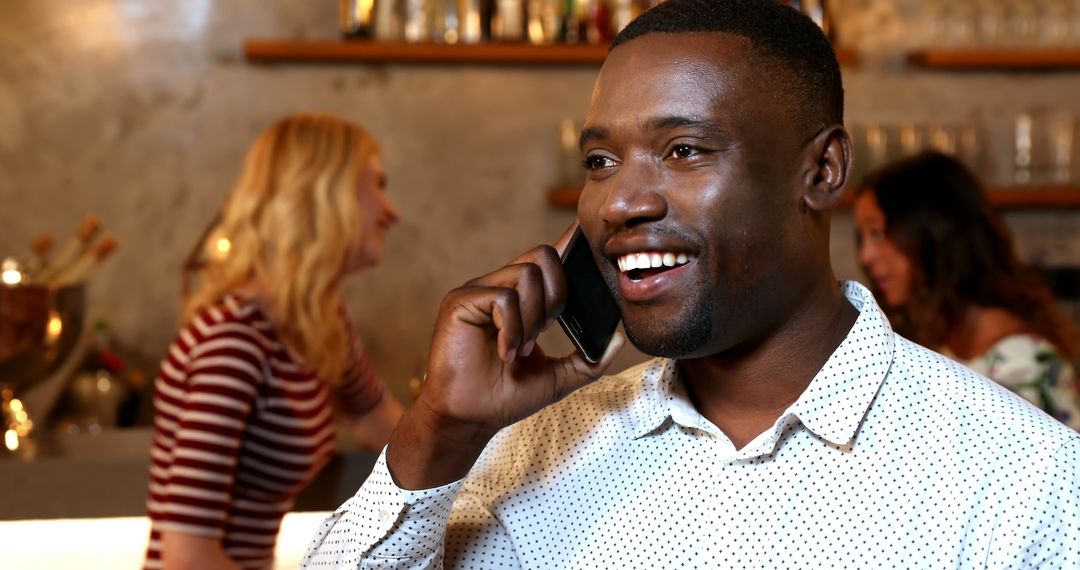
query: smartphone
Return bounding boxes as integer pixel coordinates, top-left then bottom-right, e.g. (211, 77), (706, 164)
(557, 228), (622, 363)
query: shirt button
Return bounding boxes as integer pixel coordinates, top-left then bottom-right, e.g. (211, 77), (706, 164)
(379, 510), (391, 523)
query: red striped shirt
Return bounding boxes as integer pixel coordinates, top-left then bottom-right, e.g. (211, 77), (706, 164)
(143, 294), (383, 569)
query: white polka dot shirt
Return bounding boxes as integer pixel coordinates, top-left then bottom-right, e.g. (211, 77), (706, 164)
(303, 281), (1080, 569)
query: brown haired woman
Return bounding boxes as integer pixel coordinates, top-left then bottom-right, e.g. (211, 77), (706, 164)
(143, 113), (405, 569)
(854, 151), (1079, 430)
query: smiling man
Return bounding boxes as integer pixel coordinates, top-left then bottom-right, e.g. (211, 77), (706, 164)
(304, 1), (1080, 568)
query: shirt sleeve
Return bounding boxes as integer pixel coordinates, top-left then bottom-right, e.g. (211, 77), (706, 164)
(151, 330), (262, 538)
(301, 451), (520, 569)
(332, 323), (386, 419)
(984, 437), (1080, 568)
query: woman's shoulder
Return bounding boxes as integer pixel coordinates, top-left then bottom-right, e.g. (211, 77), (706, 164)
(980, 333), (1066, 370)
(181, 293), (283, 355)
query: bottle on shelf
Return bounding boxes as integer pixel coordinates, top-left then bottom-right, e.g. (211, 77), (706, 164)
(779, 0), (835, 42)
(50, 319), (128, 434)
(492, 0), (527, 41)
(340, 0), (377, 39)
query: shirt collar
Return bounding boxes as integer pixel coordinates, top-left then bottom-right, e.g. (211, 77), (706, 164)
(628, 281), (895, 448)
(629, 359), (684, 439)
(786, 281), (895, 447)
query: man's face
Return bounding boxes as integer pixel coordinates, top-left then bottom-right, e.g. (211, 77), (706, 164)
(578, 32), (819, 359)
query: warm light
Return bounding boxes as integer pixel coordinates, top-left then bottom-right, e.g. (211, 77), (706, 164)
(46, 312), (63, 343)
(1, 269), (21, 285)
(8, 398), (23, 413)
(215, 237), (231, 254)
(4, 429), (18, 452)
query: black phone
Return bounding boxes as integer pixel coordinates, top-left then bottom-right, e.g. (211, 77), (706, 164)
(557, 228), (622, 363)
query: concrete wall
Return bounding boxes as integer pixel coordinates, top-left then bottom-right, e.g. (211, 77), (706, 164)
(2, 0), (1078, 407)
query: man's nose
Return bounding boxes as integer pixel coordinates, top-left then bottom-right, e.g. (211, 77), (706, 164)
(594, 161), (668, 229)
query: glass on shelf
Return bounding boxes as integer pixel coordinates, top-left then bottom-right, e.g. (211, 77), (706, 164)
(1013, 109), (1077, 186)
(1037, 0), (1072, 47)
(556, 117), (585, 189)
(916, 0), (1080, 49)
(849, 120), (983, 185)
(354, 0), (659, 46)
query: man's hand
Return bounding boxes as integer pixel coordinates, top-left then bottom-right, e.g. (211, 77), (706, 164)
(386, 224), (625, 490)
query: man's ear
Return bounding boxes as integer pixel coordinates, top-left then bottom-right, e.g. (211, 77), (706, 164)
(801, 125), (853, 212)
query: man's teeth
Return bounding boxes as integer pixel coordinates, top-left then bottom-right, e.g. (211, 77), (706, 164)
(616, 252), (693, 273)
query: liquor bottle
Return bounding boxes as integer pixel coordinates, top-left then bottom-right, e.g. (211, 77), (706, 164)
(780, 0), (834, 42)
(526, 0), (561, 44)
(431, 0), (462, 43)
(562, 0), (586, 43)
(403, 0), (431, 42)
(592, 0), (614, 44)
(374, 0), (405, 41)
(50, 319), (127, 434)
(115, 369), (147, 428)
(340, 0), (377, 39)
(612, 0), (637, 35)
(492, 0), (526, 41)
(460, 0), (484, 43)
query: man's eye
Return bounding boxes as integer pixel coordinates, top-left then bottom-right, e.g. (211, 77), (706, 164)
(584, 155), (615, 170)
(669, 144), (697, 160)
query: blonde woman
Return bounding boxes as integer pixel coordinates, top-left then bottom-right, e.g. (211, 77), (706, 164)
(143, 114), (405, 570)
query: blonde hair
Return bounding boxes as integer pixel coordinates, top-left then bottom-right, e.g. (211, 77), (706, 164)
(185, 113), (380, 385)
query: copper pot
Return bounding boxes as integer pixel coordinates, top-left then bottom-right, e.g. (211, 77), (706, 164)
(0, 284), (85, 449)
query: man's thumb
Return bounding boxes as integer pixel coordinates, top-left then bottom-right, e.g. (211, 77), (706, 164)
(554, 330), (627, 399)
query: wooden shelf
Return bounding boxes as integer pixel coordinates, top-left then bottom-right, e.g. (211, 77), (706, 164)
(907, 48), (1080, 70)
(547, 186), (583, 209)
(980, 187), (1080, 208)
(245, 40), (610, 65)
(834, 46), (857, 66)
(550, 186), (1080, 210)
(244, 39), (858, 66)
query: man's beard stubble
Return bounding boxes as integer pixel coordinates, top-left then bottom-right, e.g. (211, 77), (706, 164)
(618, 284), (713, 359)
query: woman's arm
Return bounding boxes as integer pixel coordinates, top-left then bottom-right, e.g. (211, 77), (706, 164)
(160, 531), (242, 570)
(348, 393), (405, 451)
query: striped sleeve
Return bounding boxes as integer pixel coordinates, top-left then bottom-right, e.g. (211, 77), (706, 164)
(149, 327), (264, 539)
(331, 324), (385, 418)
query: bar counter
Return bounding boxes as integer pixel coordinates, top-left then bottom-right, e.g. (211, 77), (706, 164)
(0, 427), (378, 566)
(0, 511), (328, 569)
(0, 427), (378, 520)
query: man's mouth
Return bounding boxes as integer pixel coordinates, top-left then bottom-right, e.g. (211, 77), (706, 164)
(616, 251), (695, 281)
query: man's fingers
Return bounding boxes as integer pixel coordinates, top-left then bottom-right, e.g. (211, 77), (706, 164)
(507, 246), (567, 334)
(551, 330), (626, 400)
(464, 263), (549, 356)
(447, 286), (524, 362)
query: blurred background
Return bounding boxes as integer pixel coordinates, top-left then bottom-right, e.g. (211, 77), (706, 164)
(0, 0), (1079, 564)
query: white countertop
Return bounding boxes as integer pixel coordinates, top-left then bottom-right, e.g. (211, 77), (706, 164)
(0, 511), (330, 569)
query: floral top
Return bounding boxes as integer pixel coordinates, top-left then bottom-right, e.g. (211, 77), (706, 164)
(946, 334), (1080, 431)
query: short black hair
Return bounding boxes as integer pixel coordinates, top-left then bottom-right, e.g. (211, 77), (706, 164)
(613, 0), (844, 133)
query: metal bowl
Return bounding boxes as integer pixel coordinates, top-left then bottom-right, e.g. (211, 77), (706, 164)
(0, 284), (85, 449)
